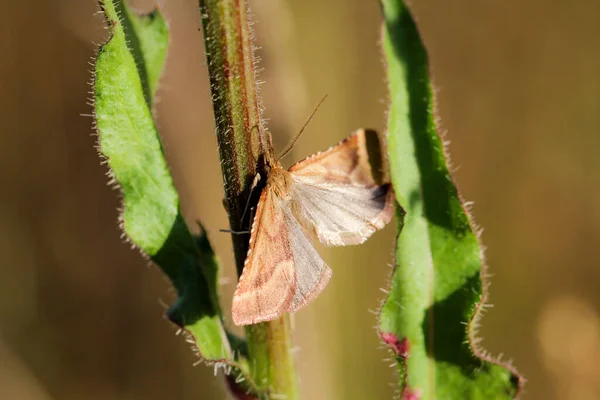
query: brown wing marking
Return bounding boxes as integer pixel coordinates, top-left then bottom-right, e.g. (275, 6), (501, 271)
(232, 188), (296, 326)
(288, 129), (381, 186)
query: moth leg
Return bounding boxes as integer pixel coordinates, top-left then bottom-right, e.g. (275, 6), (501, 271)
(221, 172), (260, 221)
(247, 205), (257, 228)
(241, 172), (261, 223)
(220, 174), (261, 236)
(219, 229), (250, 235)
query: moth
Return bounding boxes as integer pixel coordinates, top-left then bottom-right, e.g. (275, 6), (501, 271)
(232, 128), (394, 325)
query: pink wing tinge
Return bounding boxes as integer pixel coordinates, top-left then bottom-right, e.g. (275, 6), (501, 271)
(232, 189), (296, 326)
(232, 188), (332, 325)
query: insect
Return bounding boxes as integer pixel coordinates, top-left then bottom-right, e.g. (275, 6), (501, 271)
(231, 124), (395, 326)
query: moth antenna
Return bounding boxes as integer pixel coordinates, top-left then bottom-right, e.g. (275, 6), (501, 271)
(277, 94), (328, 161)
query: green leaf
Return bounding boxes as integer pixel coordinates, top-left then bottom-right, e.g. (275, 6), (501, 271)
(118, 1), (168, 105)
(94, 0), (255, 388)
(379, 1), (523, 398)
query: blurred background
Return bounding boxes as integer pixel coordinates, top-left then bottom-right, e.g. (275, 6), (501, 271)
(1, 0), (599, 399)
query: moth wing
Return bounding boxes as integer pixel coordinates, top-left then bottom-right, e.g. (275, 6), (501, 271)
(290, 181), (393, 246)
(288, 128), (381, 187)
(232, 188), (296, 326)
(289, 129), (394, 246)
(282, 206), (332, 312)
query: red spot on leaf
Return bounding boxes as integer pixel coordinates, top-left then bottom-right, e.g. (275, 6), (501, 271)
(380, 332), (409, 359)
(403, 387), (422, 400)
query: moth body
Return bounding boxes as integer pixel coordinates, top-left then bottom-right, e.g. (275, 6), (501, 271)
(266, 164), (293, 199)
(231, 129), (395, 326)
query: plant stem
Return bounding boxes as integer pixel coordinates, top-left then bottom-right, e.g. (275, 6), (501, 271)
(198, 1), (298, 398)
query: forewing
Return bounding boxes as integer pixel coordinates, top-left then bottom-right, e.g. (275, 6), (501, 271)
(289, 129), (394, 246)
(282, 206), (332, 312)
(288, 129), (382, 186)
(232, 188), (296, 326)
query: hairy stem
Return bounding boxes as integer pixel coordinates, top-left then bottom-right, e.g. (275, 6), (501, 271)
(198, 0), (298, 398)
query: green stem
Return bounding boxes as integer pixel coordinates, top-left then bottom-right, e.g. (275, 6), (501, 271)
(198, 1), (298, 398)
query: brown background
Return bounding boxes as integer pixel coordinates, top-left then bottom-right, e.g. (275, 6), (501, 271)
(1, 0), (599, 399)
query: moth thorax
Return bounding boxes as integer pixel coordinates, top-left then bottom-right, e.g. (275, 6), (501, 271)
(268, 166), (293, 198)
